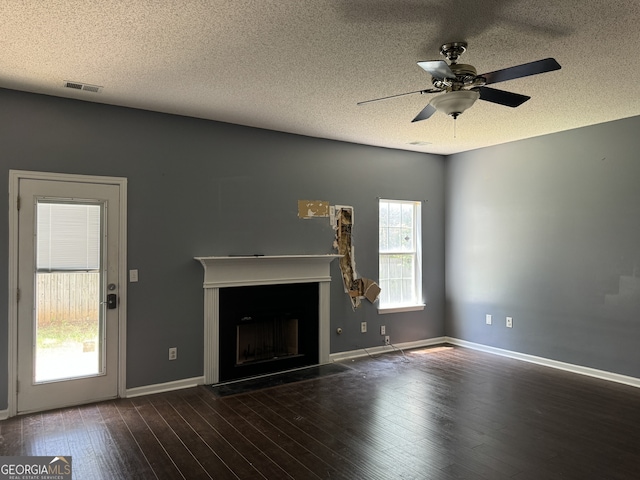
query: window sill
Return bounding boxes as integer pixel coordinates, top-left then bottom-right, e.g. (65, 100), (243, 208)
(377, 304), (425, 315)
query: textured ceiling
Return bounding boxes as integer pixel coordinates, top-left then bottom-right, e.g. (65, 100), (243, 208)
(1, 1), (639, 155)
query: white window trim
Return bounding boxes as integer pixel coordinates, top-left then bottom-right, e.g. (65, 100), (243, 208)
(378, 304), (425, 315)
(377, 199), (423, 312)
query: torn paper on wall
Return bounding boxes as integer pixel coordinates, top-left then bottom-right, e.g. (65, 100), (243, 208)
(360, 278), (381, 303)
(333, 205), (381, 309)
(298, 200), (330, 219)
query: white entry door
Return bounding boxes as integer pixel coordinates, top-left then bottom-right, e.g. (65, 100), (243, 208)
(15, 175), (124, 414)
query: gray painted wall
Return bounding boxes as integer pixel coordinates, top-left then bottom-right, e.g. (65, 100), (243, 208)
(0, 88), (446, 409)
(446, 115), (640, 377)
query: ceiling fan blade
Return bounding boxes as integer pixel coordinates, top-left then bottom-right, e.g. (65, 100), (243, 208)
(357, 88), (439, 106)
(417, 60), (455, 80)
(411, 103), (437, 123)
(477, 86), (531, 107)
(480, 58), (561, 85)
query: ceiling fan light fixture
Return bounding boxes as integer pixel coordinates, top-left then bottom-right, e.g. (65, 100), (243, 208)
(431, 90), (480, 118)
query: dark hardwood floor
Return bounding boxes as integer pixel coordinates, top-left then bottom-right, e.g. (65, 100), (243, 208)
(2, 345), (640, 479)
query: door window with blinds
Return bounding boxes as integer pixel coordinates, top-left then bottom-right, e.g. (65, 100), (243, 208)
(35, 201), (104, 382)
(378, 199), (424, 313)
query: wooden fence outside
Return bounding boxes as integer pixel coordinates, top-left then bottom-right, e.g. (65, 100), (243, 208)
(36, 272), (100, 326)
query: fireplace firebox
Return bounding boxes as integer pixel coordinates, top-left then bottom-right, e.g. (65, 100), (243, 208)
(219, 283), (319, 381)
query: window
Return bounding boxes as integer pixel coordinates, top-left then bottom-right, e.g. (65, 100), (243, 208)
(378, 199), (423, 313)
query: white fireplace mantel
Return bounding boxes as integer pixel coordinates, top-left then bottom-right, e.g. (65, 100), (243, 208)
(195, 255), (341, 288)
(195, 255), (341, 384)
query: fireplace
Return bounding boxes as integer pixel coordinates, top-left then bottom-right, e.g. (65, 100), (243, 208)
(195, 255), (340, 384)
(219, 282), (319, 381)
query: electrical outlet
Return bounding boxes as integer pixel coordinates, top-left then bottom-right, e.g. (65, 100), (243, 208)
(361, 321), (367, 333)
(168, 347), (177, 360)
(380, 325), (386, 335)
(506, 317), (513, 328)
(486, 314), (492, 325)
(384, 336), (390, 345)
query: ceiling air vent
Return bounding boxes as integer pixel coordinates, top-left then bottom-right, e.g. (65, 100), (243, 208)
(63, 81), (103, 93)
(408, 141), (432, 146)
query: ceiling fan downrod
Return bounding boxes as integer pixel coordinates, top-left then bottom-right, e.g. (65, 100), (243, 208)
(440, 41), (467, 64)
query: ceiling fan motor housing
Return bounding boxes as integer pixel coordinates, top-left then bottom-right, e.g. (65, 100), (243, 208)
(452, 64), (480, 87)
(432, 63), (481, 91)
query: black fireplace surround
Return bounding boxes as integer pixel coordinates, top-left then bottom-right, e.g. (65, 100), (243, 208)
(218, 282), (319, 382)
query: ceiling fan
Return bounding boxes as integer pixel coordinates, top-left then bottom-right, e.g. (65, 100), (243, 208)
(358, 42), (561, 122)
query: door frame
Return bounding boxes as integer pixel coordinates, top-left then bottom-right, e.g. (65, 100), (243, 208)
(7, 170), (128, 417)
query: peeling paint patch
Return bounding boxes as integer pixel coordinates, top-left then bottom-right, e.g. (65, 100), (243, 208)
(333, 206), (380, 308)
(298, 200), (330, 219)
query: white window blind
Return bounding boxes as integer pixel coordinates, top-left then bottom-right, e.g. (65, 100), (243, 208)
(37, 203), (101, 271)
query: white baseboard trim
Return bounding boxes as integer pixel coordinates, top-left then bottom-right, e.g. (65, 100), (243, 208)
(0, 409), (8, 420)
(329, 336), (447, 362)
(125, 376), (205, 398)
(446, 337), (640, 389)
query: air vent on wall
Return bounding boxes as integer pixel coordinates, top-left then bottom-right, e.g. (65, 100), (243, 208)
(63, 81), (103, 93)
